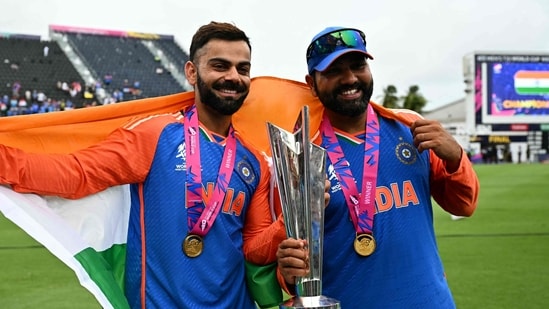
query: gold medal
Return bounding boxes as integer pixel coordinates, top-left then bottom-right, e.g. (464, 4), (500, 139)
(354, 234), (376, 256)
(182, 234), (203, 257)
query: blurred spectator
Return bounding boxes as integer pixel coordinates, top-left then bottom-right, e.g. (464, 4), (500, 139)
(95, 86), (106, 101)
(58, 81), (69, 92)
(103, 74), (113, 86)
(12, 81), (21, 98)
(83, 88), (94, 100)
(70, 81), (82, 97)
(112, 89), (123, 102)
(0, 102), (6, 116)
(30, 102), (39, 114)
(37, 91), (46, 104)
(18, 97), (27, 108)
(122, 79), (131, 94)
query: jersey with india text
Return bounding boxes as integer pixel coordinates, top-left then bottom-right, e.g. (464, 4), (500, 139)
(320, 115), (455, 308)
(0, 111), (271, 309)
(244, 104), (478, 309)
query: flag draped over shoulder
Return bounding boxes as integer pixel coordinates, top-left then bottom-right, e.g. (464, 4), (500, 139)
(0, 76), (323, 309)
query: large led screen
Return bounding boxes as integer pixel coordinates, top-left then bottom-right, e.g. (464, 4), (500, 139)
(475, 54), (549, 124)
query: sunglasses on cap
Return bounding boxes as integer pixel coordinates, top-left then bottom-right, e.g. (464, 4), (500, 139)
(306, 28), (367, 60)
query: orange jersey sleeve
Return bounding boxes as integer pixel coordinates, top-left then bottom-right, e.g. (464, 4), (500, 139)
(429, 148), (479, 216)
(241, 136), (287, 265)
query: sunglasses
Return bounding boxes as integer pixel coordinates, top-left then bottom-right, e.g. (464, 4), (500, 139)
(306, 29), (367, 60)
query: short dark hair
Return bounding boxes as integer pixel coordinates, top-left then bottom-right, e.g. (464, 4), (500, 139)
(189, 21), (251, 61)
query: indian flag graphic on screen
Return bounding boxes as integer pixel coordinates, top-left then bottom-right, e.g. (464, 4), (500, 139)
(514, 70), (549, 95)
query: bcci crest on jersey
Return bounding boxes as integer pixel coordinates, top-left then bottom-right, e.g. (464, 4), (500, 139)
(237, 160), (255, 184)
(395, 142), (417, 165)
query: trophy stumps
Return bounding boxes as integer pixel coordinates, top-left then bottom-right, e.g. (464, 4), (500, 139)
(267, 106), (340, 309)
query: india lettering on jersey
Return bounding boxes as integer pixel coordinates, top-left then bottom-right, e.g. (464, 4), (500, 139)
(376, 180), (420, 212)
(329, 176), (420, 215)
(202, 181), (246, 217)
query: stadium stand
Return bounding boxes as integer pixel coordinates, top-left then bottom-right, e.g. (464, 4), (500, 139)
(153, 38), (189, 75)
(50, 25), (189, 102)
(0, 26), (191, 117)
(61, 33), (184, 100)
(0, 34), (87, 115)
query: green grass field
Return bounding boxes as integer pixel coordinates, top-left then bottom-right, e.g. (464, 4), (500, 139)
(1, 163), (548, 308)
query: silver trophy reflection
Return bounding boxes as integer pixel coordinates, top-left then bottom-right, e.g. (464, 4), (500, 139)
(267, 106), (340, 309)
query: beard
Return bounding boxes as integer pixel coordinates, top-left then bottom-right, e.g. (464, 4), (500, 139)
(316, 79), (374, 117)
(196, 73), (248, 116)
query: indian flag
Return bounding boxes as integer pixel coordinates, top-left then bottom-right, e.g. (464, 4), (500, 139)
(514, 70), (549, 95)
(0, 77), (325, 308)
(0, 90), (193, 309)
(0, 185), (131, 308)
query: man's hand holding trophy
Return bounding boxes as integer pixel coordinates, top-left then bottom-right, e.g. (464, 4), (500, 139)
(267, 106), (340, 309)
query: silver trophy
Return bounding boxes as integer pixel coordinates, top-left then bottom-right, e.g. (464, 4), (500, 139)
(267, 106), (340, 309)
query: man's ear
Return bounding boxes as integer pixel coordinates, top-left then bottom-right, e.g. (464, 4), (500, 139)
(184, 61), (197, 86)
(305, 74), (318, 97)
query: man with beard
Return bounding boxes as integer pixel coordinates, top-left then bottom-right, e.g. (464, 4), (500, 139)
(0, 21), (281, 308)
(246, 27), (479, 308)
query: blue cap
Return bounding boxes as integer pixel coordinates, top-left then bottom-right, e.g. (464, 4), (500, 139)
(306, 27), (373, 74)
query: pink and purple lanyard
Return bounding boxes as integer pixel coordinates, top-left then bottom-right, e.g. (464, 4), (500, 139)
(183, 105), (236, 257)
(320, 104), (380, 255)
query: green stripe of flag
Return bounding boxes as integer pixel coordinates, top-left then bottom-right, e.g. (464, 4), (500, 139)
(515, 86), (549, 95)
(74, 245), (129, 309)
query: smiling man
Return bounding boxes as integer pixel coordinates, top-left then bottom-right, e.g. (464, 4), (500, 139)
(246, 26), (480, 309)
(0, 21), (277, 308)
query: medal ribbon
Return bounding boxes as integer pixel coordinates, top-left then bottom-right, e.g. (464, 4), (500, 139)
(184, 105), (237, 237)
(320, 104), (380, 235)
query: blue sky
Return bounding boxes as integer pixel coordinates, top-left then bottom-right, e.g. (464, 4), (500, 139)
(2, 0), (548, 110)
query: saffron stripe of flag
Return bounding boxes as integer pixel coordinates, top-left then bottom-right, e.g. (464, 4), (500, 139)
(514, 70), (549, 95)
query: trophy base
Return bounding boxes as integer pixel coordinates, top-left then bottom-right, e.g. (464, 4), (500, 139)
(279, 295), (341, 309)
